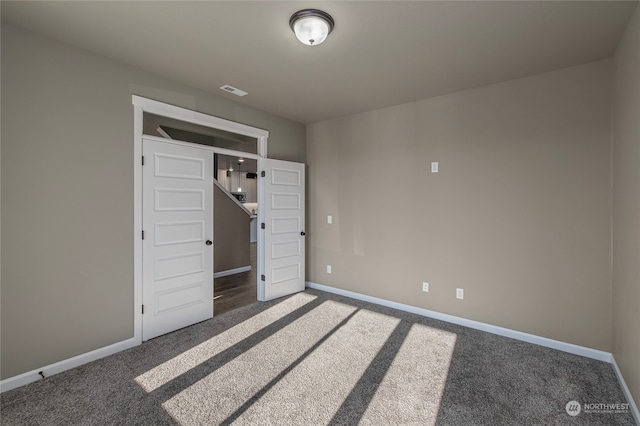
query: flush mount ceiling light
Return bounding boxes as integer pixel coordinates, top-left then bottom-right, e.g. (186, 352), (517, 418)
(289, 9), (334, 46)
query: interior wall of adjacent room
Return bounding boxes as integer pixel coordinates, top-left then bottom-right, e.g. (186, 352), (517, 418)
(612, 5), (640, 408)
(214, 185), (251, 273)
(0, 24), (306, 380)
(306, 59), (612, 351)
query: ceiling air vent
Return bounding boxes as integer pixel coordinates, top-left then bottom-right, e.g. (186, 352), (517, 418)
(220, 85), (248, 97)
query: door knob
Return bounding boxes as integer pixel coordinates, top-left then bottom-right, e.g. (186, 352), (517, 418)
(300, 232), (306, 236)
(206, 240), (213, 246)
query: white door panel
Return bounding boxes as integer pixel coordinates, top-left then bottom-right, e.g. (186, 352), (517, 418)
(155, 220), (205, 246)
(260, 159), (305, 301)
(142, 139), (213, 341)
(154, 188), (205, 211)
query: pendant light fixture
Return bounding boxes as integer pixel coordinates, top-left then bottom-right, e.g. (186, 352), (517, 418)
(289, 9), (334, 46)
(236, 161), (243, 192)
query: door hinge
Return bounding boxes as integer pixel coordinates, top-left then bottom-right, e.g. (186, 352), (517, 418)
(261, 274), (265, 282)
(261, 171), (266, 177)
(142, 305), (145, 314)
(142, 156), (145, 166)
(142, 230), (145, 240)
(261, 223), (265, 229)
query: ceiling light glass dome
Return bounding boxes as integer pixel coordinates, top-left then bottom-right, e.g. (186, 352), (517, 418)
(289, 9), (335, 46)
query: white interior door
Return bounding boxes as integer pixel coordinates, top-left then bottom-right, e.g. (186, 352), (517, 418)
(142, 138), (213, 340)
(260, 158), (305, 301)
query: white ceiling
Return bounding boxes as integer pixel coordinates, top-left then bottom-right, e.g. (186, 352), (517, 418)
(2, 1), (637, 124)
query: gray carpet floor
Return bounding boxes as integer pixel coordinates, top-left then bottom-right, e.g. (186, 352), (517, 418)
(0, 288), (635, 425)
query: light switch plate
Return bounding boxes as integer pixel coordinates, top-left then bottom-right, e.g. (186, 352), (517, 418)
(431, 162), (439, 173)
(327, 265), (332, 274)
(327, 215), (333, 224)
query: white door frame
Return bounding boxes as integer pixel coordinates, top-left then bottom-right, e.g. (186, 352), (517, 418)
(132, 95), (268, 344)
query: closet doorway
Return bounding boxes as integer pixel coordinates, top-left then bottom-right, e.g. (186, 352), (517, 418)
(133, 96), (306, 342)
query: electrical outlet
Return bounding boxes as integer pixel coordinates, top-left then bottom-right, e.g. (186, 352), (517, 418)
(326, 265), (332, 274)
(422, 282), (429, 292)
(431, 162), (439, 173)
(456, 288), (464, 300)
(327, 215), (333, 224)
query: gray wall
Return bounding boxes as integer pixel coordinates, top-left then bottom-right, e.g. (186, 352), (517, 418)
(307, 60), (613, 351)
(214, 186), (250, 274)
(0, 24), (305, 379)
(612, 5), (640, 408)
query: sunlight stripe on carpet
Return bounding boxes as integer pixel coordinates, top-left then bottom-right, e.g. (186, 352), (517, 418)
(135, 292), (317, 392)
(361, 324), (457, 425)
(234, 309), (401, 425)
(161, 300), (361, 425)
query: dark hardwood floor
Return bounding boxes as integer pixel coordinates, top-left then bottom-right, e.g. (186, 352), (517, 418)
(214, 242), (257, 316)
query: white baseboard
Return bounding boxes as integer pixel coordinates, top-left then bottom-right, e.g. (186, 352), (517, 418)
(214, 265), (251, 278)
(306, 282), (612, 362)
(0, 337), (139, 393)
(612, 355), (640, 424)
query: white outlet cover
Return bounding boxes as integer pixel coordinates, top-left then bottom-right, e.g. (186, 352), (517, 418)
(431, 162), (439, 173)
(422, 282), (429, 292)
(327, 215), (333, 224)
(327, 265), (332, 274)
(456, 288), (464, 299)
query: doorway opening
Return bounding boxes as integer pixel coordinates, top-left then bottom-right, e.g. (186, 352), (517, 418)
(134, 96), (306, 343)
(133, 96), (268, 343)
(144, 113), (261, 319)
(213, 153), (258, 316)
